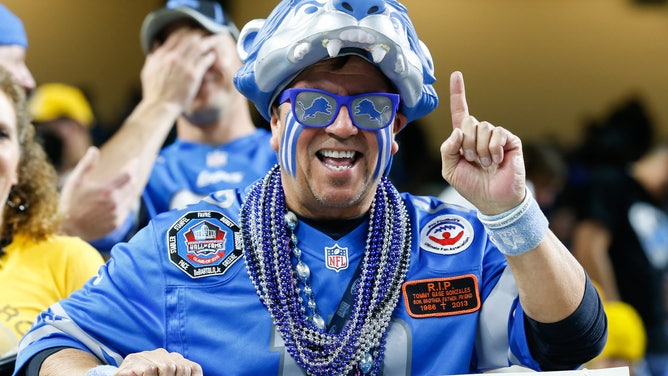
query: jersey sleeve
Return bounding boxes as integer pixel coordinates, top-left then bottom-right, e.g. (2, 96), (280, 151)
(482, 255), (606, 372)
(520, 275), (607, 371)
(475, 238), (539, 371)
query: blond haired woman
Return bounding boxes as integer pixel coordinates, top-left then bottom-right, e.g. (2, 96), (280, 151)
(0, 66), (104, 357)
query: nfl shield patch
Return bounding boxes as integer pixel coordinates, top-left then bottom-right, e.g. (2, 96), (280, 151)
(325, 244), (349, 272)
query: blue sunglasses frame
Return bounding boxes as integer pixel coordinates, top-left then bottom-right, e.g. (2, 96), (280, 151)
(278, 88), (400, 130)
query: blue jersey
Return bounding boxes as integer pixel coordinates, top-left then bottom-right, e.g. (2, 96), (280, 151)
(143, 129), (277, 218)
(16, 190), (542, 375)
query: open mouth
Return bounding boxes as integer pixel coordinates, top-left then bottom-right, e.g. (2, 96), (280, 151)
(317, 149), (359, 171)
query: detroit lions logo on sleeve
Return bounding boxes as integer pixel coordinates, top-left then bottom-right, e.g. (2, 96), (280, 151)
(167, 211), (243, 278)
(420, 214), (474, 255)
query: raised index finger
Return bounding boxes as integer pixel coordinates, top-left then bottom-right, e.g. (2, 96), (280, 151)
(450, 71), (469, 129)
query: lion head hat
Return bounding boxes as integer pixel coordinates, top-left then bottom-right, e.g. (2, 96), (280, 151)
(234, 0), (438, 125)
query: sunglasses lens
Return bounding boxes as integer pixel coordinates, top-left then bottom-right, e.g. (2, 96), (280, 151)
(351, 95), (396, 129)
(293, 91), (337, 127)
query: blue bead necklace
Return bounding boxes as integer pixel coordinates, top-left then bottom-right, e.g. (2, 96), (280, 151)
(240, 166), (411, 375)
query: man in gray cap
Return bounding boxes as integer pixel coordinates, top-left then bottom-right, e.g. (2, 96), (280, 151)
(62, 0), (276, 254)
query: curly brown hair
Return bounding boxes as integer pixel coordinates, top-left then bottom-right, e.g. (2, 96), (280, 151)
(0, 66), (62, 244)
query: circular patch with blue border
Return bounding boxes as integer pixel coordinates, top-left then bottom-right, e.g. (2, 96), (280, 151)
(420, 214), (474, 255)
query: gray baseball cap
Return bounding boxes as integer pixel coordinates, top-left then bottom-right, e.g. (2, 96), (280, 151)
(140, 0), (239, 55)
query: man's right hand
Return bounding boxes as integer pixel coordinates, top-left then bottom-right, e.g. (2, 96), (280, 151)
(114, 349), (203, 376)
(140, 28), (223, 111)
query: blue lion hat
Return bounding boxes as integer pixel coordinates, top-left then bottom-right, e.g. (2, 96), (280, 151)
(234, 0), (438, 124)
(0, 4), (28, 49)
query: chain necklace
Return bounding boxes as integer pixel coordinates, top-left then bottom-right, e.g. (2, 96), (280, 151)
(240, 166), (411, 375)
(285, 210), (326, 331)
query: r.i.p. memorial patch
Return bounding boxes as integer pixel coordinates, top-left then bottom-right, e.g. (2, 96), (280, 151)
(167, 211), (243, 278)
(402, 275), (481, 318)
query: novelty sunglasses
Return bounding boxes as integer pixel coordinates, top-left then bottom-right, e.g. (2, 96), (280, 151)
(278, 88), (400, 130)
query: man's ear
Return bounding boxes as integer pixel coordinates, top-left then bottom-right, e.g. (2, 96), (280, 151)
(389, 113), (408, 156)
(269, 106), (281, 152)
(394, 113), (409, 134)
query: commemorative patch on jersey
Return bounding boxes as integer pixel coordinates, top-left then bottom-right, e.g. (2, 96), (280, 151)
(402, 275), (481, 318)
(420, 214), (474, 255)
(167, 211), (243, 278)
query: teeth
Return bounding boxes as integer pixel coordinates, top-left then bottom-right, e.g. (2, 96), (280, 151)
(323, 31), (388, 63)
(340, 29), (374, 44)
(321, 150), (355, 158)
(370, 44), (389, 63)
(324, 38), (343, 57)
(394, 54), (406, 74)
(292, 42), (311, 61)
(329, 165), (351, 171)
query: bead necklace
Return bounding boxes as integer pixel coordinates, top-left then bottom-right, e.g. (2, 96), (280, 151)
(240, 166), (411, 375)
(285, 210), (326, 331)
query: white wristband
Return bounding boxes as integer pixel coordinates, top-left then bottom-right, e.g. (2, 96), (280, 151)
(477, 188), (548, 256)
(85, 365), (118, 376)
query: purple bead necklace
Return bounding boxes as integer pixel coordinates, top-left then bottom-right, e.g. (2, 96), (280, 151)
(240, 166), (411, 375)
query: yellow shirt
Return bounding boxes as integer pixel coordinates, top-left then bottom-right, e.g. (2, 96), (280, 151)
(0, 233), (104, 355)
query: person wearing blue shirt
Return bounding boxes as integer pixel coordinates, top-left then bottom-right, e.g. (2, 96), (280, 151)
(62, 0), (277, 254)
(14, 0), (606, 375)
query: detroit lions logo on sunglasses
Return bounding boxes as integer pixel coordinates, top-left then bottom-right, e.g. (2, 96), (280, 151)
(279, 88), (400, 130)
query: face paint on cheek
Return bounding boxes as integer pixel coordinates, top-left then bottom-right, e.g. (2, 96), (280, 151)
(373, 127), (393, 181)
(279, 112), (305, 178)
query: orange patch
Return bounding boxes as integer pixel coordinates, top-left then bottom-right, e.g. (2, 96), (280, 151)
(402, 275), (481, 318)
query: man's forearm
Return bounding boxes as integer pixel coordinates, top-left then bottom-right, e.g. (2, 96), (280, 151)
(39, 348), (102, 376)
(91, 98), (181, 196)
(506, 230), (587, 323)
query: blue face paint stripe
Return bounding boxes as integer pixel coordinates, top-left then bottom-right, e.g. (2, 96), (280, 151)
(281, 113), (303, 178)
(279, 117), (291, 175)
(280, 121), (293, 176)
(373, 126), (393, 181)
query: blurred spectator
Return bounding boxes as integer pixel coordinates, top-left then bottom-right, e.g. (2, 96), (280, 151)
(552, 97), (656, 249)
(0, 4), (35, 93)
(0, 66), (104, 356)
(62, 0), (277, 255)
(29, 83), (96, 186)
(587, 299), (647, 375)
(570, 97), (668, 376)
(573, 97), (653, 171)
